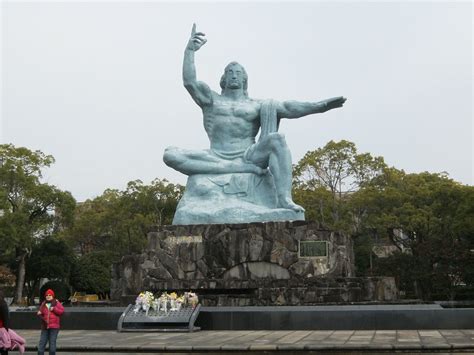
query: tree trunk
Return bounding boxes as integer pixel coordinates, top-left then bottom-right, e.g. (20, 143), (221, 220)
(27, 279), (38, 305)
(14, 251), (27, 304)
(369, 249), (373, 274)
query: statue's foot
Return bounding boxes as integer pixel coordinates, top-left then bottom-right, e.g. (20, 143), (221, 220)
(278, 197), (305, 213)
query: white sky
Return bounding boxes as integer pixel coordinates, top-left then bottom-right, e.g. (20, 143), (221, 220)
(1, 1), (472, 201)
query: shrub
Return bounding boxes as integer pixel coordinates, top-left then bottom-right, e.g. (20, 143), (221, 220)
(70, 251), (114, 296)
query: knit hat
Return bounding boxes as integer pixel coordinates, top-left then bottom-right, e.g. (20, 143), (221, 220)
(45, 289), (55, 298)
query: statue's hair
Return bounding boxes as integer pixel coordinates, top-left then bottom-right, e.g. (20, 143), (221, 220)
(220, 62), (248, 97)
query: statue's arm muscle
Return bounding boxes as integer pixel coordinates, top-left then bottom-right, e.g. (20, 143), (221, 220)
(276, 100), (326, 119)
(277, 96), (346, 119)
(183, 48), (213, 107)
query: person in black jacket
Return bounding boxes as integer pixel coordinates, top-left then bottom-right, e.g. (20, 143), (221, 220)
(0, 289), (10, 355)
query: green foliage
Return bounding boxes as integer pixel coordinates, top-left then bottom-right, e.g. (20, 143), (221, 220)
(0, 144), (76, 303)
(64, 179), (183, 257)
(293, 140), (386, 232)
(0, 145), (75, 248)
(25, 237), (76, 301)
(26, 237), (75, 282)
(70, 251), (115, 295)
(40, 280), (71, 303)
(355, 169), (474, 300)
(293, 140), (473, 300)
(374, 252), (418, 298)
(353, 234), (374, 276)
(293, 140), (386, 195)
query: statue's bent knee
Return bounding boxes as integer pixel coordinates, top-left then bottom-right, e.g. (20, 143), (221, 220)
(267, 132), (287, 151)
(163, 147), (182, 167)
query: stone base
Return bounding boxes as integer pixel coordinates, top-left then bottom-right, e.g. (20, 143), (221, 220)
(116, 277), (397, 307)
(111, 222), (398, 305)
(174, 203), (304, 225)
(173, 173), (304, 225)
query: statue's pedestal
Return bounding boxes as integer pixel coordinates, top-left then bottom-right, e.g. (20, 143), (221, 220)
(173, 173), (304, 224)
(111, 222), (397, 306)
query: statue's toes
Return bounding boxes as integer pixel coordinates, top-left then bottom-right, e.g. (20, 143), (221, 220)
(280, 199), (305, 213)
(292, 204), (305, 213)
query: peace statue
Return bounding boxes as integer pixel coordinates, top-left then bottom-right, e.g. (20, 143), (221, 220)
(164, 24), (346, 225)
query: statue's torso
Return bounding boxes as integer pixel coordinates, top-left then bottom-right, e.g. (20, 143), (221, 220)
(203, 95), (261, 156)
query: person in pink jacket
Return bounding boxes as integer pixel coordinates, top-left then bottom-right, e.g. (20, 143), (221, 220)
(0, 289), (26, 355)
(36, 289), (64, 355)
(0, 289), (11, 355)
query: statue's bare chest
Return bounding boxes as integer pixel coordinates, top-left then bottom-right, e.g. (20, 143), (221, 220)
(211, 99), (260, 122)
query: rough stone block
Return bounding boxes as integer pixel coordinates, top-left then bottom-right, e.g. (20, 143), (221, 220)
(110, 222), (397, 305)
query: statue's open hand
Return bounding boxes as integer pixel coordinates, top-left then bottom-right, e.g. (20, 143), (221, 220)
(319, 96), (347, 112)
(187, 23), (207, 51)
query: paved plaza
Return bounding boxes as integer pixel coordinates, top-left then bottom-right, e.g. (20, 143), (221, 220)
(15, 329), (474, 353)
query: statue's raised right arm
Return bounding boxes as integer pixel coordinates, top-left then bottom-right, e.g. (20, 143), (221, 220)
(183, 24), (213, 107)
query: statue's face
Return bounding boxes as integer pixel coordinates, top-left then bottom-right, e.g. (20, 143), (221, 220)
(224, 64), (245, 89)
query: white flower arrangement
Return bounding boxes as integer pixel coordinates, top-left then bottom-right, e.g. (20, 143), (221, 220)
(133, 291), (199, 315)
(184, 292), (199, 307)
(134, 291), (155, 314)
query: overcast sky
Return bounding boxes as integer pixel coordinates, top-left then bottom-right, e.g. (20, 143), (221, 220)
(1, 1), (472, 201)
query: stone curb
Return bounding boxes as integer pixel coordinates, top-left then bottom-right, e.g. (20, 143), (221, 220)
(23, 344), (474, 352)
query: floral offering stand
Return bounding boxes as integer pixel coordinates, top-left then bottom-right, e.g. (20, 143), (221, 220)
(117, 291), (201, 332)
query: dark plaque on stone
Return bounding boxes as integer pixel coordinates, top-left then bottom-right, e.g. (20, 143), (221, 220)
(299, 241), (328, 258)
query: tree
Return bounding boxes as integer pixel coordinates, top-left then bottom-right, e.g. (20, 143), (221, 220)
(0, 144), (76, 304)
(294, 140), (386, 195)
(357, 169), (474, 299)
(65, 179), (183, 258)
(63, 190), (120, 257)
(70, 251), (115, 297)
(293, 141), (473, 300)
(110, 179), (183, 254)
(293, 140), (386, 232)
(25, 237), (75, 304)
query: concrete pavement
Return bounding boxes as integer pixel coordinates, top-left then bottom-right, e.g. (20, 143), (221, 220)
(14, 329), (474, 353)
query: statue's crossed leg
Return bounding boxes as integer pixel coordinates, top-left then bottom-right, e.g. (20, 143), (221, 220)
(163, 147), (266, 176)
(163, 132), (304, 213)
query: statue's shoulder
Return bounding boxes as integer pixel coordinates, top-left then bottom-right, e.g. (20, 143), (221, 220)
(253, 98), (280, 103)
(249, 98), (264, 107)
(210, 91), (224, 101)
(251, 98), (282, 109)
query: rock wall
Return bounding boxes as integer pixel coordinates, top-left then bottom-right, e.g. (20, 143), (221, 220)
(111, 222), (398, 305)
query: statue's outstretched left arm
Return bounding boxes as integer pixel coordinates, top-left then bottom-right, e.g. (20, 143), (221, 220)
(277, 96), (347, 119)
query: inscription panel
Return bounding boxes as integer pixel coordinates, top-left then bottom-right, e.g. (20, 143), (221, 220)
(166, 235), (203, 244)
(299, 241), (328, 258)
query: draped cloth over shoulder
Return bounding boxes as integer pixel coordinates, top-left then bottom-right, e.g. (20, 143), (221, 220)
(259, 99), (280, 140)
